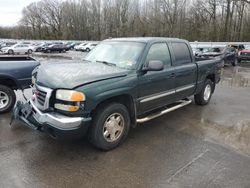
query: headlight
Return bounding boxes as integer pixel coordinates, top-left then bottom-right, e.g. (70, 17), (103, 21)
(56, 90), (85, 101)
(55, 90), (85, 112)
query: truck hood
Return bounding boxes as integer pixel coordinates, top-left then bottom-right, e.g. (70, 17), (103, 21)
(240, 50), (250, 53)
(35, 62), (129, 89)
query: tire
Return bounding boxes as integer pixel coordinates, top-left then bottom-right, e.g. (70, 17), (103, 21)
(88, 103), (131, 151)
(232, 58), (238, 66)
(194, 79), (213, 105)
(86, 48), (90, 52)
(0, 85), (16, 113)
(8, 50), (14, 55)
(221, 59), (225, 67)
(28, 49), (33, 54)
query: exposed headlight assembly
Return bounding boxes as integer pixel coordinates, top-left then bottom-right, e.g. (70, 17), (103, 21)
(55, 90), (85, 112)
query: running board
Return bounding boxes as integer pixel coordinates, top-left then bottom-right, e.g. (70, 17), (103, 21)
(136, 99), (192, 123)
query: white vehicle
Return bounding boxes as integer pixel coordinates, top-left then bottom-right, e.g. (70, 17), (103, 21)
(74, 43), (88, 51)
(81, 42), (98, 52)
(1, 44), (34, 54)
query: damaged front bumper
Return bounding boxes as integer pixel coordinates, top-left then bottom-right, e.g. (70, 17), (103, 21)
(11, 100), (92, 139)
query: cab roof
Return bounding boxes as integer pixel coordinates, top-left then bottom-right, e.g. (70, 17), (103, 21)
(104, 37), (188, 43)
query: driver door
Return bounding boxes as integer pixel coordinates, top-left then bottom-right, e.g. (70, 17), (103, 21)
(137, 43), (176, 115)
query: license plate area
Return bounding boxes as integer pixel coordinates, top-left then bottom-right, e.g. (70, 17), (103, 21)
(21, 102), (33, 119)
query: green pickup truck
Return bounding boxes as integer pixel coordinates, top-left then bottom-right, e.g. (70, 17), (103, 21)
(12, 37), (221, 150)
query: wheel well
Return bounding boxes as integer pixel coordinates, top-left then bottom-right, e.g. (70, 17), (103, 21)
(206, 74), (215, 92)
(0, 78), (18, 90)
(91, 94), (136, 127)
(206, 74), (215, 83)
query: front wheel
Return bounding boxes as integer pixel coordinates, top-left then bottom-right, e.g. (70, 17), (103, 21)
(88, 103), (130, 151)
(194, 79), (213, 105)
(0, 85), (16, 113)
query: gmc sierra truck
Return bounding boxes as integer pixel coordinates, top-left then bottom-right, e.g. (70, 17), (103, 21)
(12, 38), (221, 150)
(0, 56), (40, 113)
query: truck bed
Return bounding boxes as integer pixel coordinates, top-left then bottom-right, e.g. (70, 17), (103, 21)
(0, 55), (35, 61)
(0, 56), (40, 89)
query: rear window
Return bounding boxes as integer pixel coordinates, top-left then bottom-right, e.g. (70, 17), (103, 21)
(172, 42), (192, 65)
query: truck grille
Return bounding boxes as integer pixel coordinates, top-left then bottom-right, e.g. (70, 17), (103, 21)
(34, 85), (53, 111)
(241, 52), (250, 56)
(36, 89), (47, 106)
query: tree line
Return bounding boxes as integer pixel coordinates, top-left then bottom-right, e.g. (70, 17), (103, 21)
(1, 0), (250, 42)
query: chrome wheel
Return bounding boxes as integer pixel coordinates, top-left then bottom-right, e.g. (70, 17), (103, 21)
(0, 91), (9, 109)
(103, 113), (125, 142)
(204, 84), (211, 101)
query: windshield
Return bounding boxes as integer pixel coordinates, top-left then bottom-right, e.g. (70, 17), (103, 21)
(85, 41), (145, 69)
(245, 45), (250, 50)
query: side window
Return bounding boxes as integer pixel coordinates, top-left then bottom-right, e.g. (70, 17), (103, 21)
(230, 47), (236, 52)
(146, 43), (171, 67)
(172, 42), (192, 65)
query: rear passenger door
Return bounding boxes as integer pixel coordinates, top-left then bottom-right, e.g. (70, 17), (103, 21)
(170, 42), (197, 99)
(137, 43), (176, 114)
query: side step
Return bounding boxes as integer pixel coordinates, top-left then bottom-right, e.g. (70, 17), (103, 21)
(136, 99), (192, 123)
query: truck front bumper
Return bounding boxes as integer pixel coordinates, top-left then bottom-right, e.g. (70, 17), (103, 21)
(239, 56), (250, 61)
(12, 100), (92, 139)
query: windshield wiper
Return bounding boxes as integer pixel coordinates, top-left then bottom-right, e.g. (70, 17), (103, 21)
(96, 60), (116, 67)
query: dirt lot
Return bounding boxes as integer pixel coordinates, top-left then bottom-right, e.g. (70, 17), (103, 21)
(1, 51), (250, 188)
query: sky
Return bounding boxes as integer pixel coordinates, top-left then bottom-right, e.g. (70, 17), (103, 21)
(0, 0), (40, 27)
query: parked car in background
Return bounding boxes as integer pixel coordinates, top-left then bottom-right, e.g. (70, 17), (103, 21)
(238, 45), (250, 63)
(0, 56), (40, 113)
(36, 43), (52, 52)
(197, 46), (238, 66)
(228, 44), (245, 51)
(1, 44), (34, 55)
(74, 43), (88, 51)
(42, 44), (69, 53)
(66, 42), (81, 50)
(192, 47), (209, 56)
(81, 42), (98, 52)
(0, 42), (17, 50)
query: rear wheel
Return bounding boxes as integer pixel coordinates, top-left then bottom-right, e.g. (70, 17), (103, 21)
(0, 85), (16, 113)
(86, 48), (90, 52)
(8, 50), (14, 55)
(27, 49), (33, 54)
(194, 79), (213, 105)
(88, 103), (130, 151)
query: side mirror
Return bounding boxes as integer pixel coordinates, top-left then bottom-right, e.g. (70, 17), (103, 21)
(143, 60), (164, 72)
